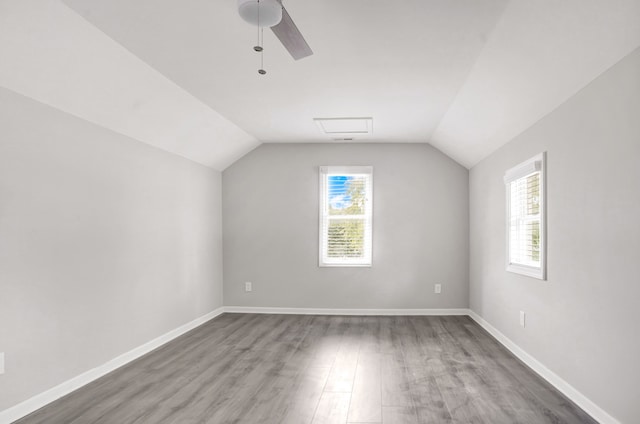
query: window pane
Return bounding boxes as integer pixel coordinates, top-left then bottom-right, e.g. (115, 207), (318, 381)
(527, 173), (540, 215)
(504, 153), (545, 279)
(327, 219), (365, 258)
(328, 175), (366, 216)
(509, 172), (541, 267)
(320, 166), (372, 267)
(528, 220), (540, 263)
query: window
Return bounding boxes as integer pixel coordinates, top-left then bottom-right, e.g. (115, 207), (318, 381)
(504, 153), (546, 279)
(319, 166), (373, 267)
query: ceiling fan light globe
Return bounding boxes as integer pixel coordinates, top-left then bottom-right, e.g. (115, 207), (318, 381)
(238, 0), (283, 28)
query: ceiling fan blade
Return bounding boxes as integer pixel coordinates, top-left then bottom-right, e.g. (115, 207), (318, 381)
(271, 6), (313, 60)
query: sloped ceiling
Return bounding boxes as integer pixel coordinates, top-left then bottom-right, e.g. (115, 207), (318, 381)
(0, 0), (258, 171)
(431, 0), (640, 167)
(2, 0), (639, 169)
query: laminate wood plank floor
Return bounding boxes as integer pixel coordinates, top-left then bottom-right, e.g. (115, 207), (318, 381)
(15, 314), (596, 424)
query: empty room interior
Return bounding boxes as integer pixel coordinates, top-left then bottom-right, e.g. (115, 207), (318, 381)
(1, 1), (639, 423)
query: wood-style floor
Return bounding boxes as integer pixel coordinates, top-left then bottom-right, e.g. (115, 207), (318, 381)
(16, 314), (595, 424)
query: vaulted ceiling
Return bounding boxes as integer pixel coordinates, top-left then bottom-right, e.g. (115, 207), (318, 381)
(2, 0), (639, 170)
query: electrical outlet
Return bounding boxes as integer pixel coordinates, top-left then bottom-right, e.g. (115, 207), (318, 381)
(520, 311), (526, 328)
(434, 284), (442, 294)
(245, 282), (252, 292)
(0, 352), (4, 375)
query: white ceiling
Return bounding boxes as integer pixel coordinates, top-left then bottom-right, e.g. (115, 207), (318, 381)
(431, 0), (640, 167)
(2, 0), (640, 169)
(0, 0), (258, 171)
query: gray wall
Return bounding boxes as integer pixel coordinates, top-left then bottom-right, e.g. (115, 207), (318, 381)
(0, 88), (224, 411)
(469, 48), (640, 423)
(223, 143), (469, 309)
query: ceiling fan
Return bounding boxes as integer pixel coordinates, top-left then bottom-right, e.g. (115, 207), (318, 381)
(238, 0), (313, 73)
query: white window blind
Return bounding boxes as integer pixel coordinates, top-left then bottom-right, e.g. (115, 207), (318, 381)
(505, 153), (546, 279)
(319, 166), (373, 267)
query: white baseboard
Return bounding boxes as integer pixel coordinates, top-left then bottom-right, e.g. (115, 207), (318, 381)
(0, 307), (225, 424)
(223, 306), (471, 316)
(467, 310), (618, 424)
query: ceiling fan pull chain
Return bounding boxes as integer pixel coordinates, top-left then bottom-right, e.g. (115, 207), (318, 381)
(251, 0), (265, 74)
(259, 27), (266, 75)
(254, 0), (263, 52)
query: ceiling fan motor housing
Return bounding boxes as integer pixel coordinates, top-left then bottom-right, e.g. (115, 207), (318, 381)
(238, 0), (283, 28)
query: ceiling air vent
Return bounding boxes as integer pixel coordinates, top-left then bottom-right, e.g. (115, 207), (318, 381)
(314, 117), (373, 139)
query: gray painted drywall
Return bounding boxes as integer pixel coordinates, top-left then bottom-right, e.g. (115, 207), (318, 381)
(223, 143), (469, 309)
(0, 88), (223, 411)
(469, 48), (640, 423)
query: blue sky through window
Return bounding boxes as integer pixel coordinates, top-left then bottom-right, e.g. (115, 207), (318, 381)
(328, 175), (353, 210)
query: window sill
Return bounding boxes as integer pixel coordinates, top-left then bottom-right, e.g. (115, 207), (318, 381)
(507, 263), (546, 280)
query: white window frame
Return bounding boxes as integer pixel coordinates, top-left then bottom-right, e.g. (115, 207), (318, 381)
(319, 166), (373, 267)
(504, 152), (546, 280)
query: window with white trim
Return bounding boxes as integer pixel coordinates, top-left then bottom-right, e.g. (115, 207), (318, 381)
(319, 166), (373, 267)
(504, 153), (546, 279)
